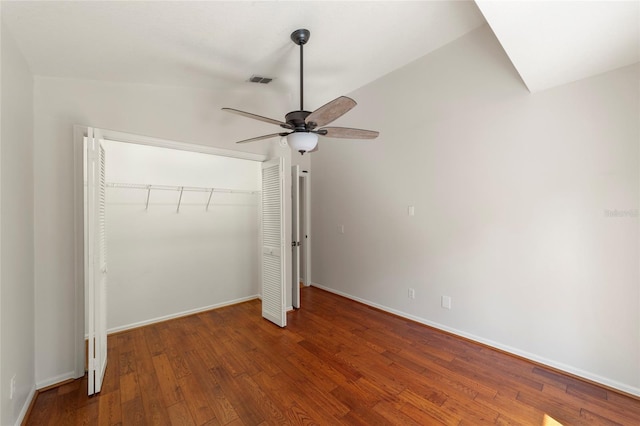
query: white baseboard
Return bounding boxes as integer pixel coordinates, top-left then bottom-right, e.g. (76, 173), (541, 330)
(36, 371), (76, 390)
(15, 385), (36, 426)
(310, 282), (640, 397)
(106, 294), (261, 335)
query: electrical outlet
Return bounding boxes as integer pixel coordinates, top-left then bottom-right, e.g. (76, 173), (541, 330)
(10, 375), (16, 400)
(337, 225), (345, 234)
(408, 205), (415, 216)
(441, 296), (452, 309)
(408, 288), (415, 299)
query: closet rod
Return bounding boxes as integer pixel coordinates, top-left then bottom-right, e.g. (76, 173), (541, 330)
(106, 182), (260, 195)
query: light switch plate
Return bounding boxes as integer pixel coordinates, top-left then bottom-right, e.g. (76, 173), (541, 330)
(442, 296), (452, 309)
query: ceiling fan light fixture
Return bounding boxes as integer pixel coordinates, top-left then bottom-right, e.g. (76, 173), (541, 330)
(223, 28), (379, 150)
(287, 131), (318, 155)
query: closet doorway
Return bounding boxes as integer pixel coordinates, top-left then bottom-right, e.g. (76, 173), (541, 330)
(74, 127), (288, 395)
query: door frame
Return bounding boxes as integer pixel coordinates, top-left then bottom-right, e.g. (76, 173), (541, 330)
(72, 126), (268, 378)
(291, 168), (311, 309)
(299, 171), (311, 287)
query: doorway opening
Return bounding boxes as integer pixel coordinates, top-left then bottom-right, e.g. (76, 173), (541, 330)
(74, 126), (278, 394)
(291, 166), (311, 309)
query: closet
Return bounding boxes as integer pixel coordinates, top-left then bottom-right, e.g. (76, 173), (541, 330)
(102, 140), (262, 332)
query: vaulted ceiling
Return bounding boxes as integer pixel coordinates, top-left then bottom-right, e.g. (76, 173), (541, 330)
(476, 0), (639, 93)
(2, 0), (638, 113)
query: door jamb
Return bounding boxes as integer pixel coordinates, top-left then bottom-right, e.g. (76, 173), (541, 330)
(299, 171), (311, 287)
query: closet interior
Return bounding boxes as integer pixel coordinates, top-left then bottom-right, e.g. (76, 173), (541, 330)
(102, 140), (262, 332)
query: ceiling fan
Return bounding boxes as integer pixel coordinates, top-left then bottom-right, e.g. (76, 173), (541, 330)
(222, 29), (379, 155)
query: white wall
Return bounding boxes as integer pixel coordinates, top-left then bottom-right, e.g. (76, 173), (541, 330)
(103, 141), (261, 331)
(311, 25), (640, 395)
(34, 77), (297, 386)
(1, 19), (35, 425)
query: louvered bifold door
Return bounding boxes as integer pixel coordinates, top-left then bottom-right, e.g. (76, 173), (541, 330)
(261, 158), (286, 327)
(86, 127), (108, 395)
(291, 165), (300, 309)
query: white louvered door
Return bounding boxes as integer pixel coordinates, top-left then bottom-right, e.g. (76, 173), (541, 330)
(291, 165), (300, 309)
(86, 127), (108, 395)
(261, 158), (286, 327)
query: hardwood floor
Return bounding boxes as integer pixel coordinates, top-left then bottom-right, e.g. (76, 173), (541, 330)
(26, 287), (640, 425)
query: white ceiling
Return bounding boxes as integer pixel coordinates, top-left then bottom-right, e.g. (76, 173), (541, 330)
(0, 1), (486, 110)
(476, 0), (640, 93)
(2, 0), (638, 111)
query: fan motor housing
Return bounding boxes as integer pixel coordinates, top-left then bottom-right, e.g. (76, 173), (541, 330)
(285, 110), (313, 130)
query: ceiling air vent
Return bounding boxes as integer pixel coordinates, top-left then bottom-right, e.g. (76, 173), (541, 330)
(249, 75), (273, 84)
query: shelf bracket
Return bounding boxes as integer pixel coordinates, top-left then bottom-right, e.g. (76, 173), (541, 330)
(145, 186), (151, 210)
(176, 187), (184, 213)
(206, 188), (214, 211)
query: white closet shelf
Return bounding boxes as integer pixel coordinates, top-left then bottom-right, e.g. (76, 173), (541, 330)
(106, 182), (260, 194)
(106, 182), (260, 212)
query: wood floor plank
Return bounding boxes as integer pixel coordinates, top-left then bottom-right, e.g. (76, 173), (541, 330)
(121, 396), (146, 426)
(131, 328), (171, 425)
(143, 324), (166, 356)
(297, 339), (362, 382)
(167, 401), (196, 426)
(24, 287), (640, 425)
(421, 358), (500, 399)
(208, 366), (266, 425)
(474, 391), (546, 425)
(74, 397), (99, 426)
(119, 372), (139, 404)
(118, 350), (136, 376)
(165, 345), (192, 380)
(99, 344), (120, 395)
(251, 371), (341, 425)
(330, 377), (394, 410)
(339, 405), (394, 425)
(290, 378), (351, 418)
(184, 350), (239, 425)
(49, 390), (79, 426)
(442, 394), (500, 425)
(397, 388), (462, 425)
(541, 381), (637, 425)
(177, 369), (217, 425)
(96, 390), (122, 426)
(152, 353), (184, 406)
(27, 389), (58, 425)
(284, 402), (323, 426)
(373, 400), (425, 426)
(515, 385), (587, 424)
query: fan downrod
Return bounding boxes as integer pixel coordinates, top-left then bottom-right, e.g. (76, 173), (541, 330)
(291, 29), (310, 45)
